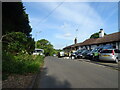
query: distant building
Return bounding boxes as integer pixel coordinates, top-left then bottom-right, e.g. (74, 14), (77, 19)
(63, 30), (120, 53)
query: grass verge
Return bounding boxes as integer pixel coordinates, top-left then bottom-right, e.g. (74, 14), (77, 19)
(2, 52), (44, 80)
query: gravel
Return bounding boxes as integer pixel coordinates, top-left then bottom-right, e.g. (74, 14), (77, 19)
(2, 73), (36, 88)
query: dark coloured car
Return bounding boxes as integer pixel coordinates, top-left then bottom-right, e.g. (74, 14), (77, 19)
(86, 49), (95, 60)
(82, 50), (92, 59)
(70, 49), (86, 59)
(71, 51), (78, 59)
(77, 50), (88, 59)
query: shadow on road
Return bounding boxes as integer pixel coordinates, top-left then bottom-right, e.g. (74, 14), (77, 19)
(33, 67), (71, 88)
(83, 59), (118, 69)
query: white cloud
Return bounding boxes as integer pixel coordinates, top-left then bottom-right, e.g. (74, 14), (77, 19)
(64, 33), (72, 37)
(30, 2), (105, 48)
(45, 2), (104, 43)
(26, 2), (116, 49)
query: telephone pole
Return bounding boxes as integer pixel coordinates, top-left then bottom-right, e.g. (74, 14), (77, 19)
(75, 29), (78, 38)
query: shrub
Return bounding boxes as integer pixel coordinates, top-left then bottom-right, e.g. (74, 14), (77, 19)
(2, 52), (44, 80)
(2, 32), (35, 55)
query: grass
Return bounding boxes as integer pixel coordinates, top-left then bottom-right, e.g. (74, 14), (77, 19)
(2, 52), (44, 80)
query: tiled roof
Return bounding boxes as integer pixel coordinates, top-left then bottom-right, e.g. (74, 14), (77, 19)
(63, 32), (120, 49)
(76, 38), (97, 46)
(94, 32), (120, 44)
(63, 44), (74, 49)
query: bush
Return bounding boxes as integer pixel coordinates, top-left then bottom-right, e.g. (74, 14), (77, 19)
(2, 32), (35, 55)
(36, 39), (54, 56)
(2, 52), (44, 80)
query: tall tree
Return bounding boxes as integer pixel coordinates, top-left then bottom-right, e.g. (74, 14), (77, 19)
(2, 2), (32, 37)
(2, 32), (35, 54)
(36, 39), (54, 56)
(2, 2), (35, 54)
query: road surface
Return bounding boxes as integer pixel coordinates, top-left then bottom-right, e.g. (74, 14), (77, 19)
(34, 56), (118, 88)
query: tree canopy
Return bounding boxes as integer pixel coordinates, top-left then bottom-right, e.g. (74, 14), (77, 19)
(2, 2), (35, 54)
(2, 2), (32, 37)
(90, 32), (107, 39)
(2, 32), (35, 55)
(36, 39), (55, 56)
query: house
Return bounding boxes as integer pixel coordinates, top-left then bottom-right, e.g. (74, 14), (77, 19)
(63, 29), (120, 53)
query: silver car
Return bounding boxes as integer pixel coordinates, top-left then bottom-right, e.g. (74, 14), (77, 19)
(99, 49), (120, 63)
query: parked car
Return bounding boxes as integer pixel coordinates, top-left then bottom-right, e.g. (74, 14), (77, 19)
(58, 51), (65, 58)
(82, 50), (92, 59)
(99, 49), (120, 63)
(70, 49), (85, 59)
(71, 51), (78, 59)
(77, 49), (86, 54)
(93, 45), (115, 60)
(33, 49), (44, 55)
(86, 47), (99, 60)
(86, 45), (114, 60)
(77, 49), (88, 59)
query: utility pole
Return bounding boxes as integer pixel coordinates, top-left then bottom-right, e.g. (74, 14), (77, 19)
(76, 29), (78, 38)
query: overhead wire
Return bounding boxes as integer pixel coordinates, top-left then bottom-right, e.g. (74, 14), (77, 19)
(33, 1), (65, 30)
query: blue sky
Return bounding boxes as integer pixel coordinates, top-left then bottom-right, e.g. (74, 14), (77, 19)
(23, 2), (118, 49)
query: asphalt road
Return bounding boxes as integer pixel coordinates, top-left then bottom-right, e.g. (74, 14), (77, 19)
(34, 56), (118, 88)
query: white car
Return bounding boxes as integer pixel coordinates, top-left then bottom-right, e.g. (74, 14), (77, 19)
(99, 49), (120, 63)
(60, 51), (64, 56)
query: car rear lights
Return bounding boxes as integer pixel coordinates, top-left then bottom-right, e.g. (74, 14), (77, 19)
(112, 50), (115, 55)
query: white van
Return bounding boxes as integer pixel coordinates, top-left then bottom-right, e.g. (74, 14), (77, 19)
(33, 48), (44, 55)
(58, 51), (65, 58)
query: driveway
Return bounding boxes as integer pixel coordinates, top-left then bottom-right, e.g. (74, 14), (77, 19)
(34, 56), (118, 88)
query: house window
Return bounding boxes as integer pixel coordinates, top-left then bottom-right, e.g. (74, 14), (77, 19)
(116, 42), (120, 50)
(112, 42), (116, 49)
(89, 46), (91, 50)
(116, 42), (118, 49)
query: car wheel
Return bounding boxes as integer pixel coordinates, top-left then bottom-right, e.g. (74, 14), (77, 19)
(71, 56), (75, 59)
(92, 56), (95, 61)
(75, 56), (77, 59)
(77, 56), (79, 59)
(115, 57), (118, 63)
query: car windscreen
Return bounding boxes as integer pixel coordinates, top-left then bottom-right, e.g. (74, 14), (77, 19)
(81, 50), (87, 54)
(37, 50), (43, 52)
(91, 48), (98, 53)
(100, 50), (112, 53)
(114, 50), (120, 53)
(102, 45), (113, 49)
(77, 50), (84, 53)
(34, 50), (43, 53)
(75, 52), (78, 54)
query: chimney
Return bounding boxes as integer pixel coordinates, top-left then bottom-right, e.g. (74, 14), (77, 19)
(99, 29), (104, 38)
(74, 37), (77, 44)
